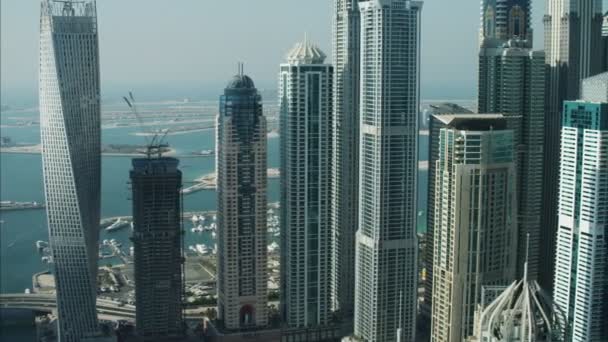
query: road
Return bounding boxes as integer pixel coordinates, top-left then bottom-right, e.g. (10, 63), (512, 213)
(0, 293), (208, 322)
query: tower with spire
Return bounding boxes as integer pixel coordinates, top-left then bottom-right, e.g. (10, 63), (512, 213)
(279, 37), (334, 329)
(469, 236), (568, 341)
(216, 65), (268, 330)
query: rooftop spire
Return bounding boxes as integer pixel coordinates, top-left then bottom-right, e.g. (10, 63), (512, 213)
(286, 35), (327, 65)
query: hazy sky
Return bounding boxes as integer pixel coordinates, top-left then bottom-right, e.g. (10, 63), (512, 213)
(0, 0), (583, 101)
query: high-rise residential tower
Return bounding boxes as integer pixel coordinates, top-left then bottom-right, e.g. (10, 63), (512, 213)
(603, 12), (608, 72)
(422, 104), (473, 321)
(541, 0), (604, 292)
(353, 1), (421, 341)
(279, 38), (334, 328)
(430, 115), (518, 342)
(216, 70), (268, 330)
(553, 72), (608, 342)
(478, 35), (546, 279)
(331, 0), (360, 322)
(39, 1), (101, 340)
(130, 155), (184, 340)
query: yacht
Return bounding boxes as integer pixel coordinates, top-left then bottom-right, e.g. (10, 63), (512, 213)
(36, 240), (48, 250)
(106, 218), (129, 232)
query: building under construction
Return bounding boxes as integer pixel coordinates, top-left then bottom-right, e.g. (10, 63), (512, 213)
(130, 154), (185, 340)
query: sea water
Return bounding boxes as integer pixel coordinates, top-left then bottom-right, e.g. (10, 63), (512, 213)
(0, 105), (428, 294)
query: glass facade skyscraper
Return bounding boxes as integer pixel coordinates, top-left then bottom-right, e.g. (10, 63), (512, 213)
(353, 1), (422, 341)
(39, 1), (101, 340)
(216, 72), (268, 330)
(478, 40), (546, 280)
(279, 38), (334, 328)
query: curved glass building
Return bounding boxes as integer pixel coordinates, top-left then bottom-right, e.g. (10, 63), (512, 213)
(39, 1), (101, 340)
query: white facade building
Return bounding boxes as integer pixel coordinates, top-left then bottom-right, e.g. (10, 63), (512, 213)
(331, 0), (360, 322)
(353, 1), (422, 341)
(430, 115), (518, 342)
(39, 1), (101, 341)
(279, 39), (334, 328)
(542, 0), (604, 292)
(469, 258), (567, 342)
(553, 72), (608, 342)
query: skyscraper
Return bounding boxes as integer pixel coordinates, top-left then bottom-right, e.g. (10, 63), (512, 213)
(553, 72), (608, 342)
(131, 155), (184, 340)
(279, 38), (334, 328)
(603, 12), (608, 72)
(469, 255), (567, 342)
(479, 0), (533, 46)
(478, 25), (546, 279)
(422, 104), (474, 321)
(430, 115), (518, 342)
(216, 69), (268, 330)
(541, 0), (604, 291)
(39, 1), (101, 340)
(353, 1), (421, 341)
(331, 0), (360, 322)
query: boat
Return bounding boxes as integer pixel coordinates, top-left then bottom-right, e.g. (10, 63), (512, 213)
(191, 224), (204, 233)
(191, 215), (200, 223)
(198, 149), (214, 156)
(195, 244), (209, 255)
(36, 240), (49, 250)
(211, 231), (216, 238)
(41, 256), (53, 263)
(24, 288), (30, 294)
(106, 218), (129, 232)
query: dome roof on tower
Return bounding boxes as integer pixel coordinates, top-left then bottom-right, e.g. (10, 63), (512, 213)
(226, 74), (255, 90)
(286, 36), (326, 65)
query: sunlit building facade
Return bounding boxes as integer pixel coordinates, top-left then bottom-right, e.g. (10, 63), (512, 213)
(39, 1), (101, 340)
(553, 72), (608, 342)
(430, 115), (518, 342)
(353, 1), (422, 341)
(541, 0), (604, 292)
(279, 38), (334, 329)
(216, 71), (268, 330)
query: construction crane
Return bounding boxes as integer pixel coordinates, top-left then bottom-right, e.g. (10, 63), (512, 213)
(123, 92), (170, 158)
